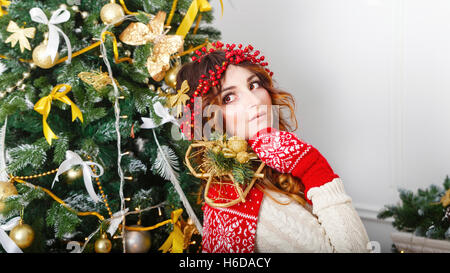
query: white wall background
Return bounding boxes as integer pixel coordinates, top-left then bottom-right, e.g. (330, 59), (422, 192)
(209, 0), (450, 252)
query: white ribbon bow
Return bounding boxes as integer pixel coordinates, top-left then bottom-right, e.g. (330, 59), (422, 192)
(0, 217), (23, 253)
(141, 101), (179, 129)
(29, 7), (72, 63)
(53, 151), (104, 203)
(106, 209), (129, 236)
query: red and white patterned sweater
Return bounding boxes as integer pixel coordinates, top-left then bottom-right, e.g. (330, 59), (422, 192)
(201, 181), (264, 253)
(201, 128), (370, 253)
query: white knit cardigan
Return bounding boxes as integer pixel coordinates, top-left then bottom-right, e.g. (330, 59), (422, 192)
(254, 178), (370, 253)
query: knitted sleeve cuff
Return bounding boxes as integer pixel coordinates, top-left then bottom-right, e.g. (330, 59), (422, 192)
(307, 178), (352, 214)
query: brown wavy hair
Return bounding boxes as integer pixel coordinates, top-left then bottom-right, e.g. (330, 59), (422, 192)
(176, 50), (307, 206)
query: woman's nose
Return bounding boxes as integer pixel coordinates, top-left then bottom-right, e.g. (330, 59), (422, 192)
(242, 88), (264, 105)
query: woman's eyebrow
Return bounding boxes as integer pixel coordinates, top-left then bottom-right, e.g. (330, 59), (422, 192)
(221, 74), (258, 93)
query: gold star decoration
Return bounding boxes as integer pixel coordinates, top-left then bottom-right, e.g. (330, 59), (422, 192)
(4, 20), (36, 53)
(119, 11), (184, 82)
(167, 79), (190, 118)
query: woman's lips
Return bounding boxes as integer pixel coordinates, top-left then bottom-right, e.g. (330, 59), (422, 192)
(250, 112), (267, 122)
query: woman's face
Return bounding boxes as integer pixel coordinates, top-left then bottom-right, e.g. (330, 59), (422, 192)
(219, 65), (273, 139)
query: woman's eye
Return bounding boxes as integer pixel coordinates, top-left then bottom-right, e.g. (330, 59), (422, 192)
(250, 81), (261, 90)
(222, 93), (235, 104)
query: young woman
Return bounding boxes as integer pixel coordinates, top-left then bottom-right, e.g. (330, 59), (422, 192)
(175, 42), (370, 253)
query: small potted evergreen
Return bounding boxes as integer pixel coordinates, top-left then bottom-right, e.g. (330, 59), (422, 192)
(377, 176), (450, 252)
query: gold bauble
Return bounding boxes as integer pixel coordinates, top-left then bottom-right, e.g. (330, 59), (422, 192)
(65, 167), (83, 184)
(227, 137), (248, 153)
(164, 64), (181, 89)
(0, 181), (18, 212)
(100, 3), (125, 26)
(95, 233), (112, 253)
(9, 223), (34, 249)
(32, 42), (59, 69)
(124, 227), (151, 253)
(236, 151), (250, 164)
(148, 84), (155, 92)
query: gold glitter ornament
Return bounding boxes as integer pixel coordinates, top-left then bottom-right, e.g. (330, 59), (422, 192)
(78, 69), (121, 91)
(95, 233), (112, 253)
(100, 3), (125, 26)
(9, 221), (34, 249)
(227, 136), (248, 153)
(164, 63), (181, 89)
(119, 11), (183, 81)
(236, 151), (250, 164)
(32, 40), (59, 69)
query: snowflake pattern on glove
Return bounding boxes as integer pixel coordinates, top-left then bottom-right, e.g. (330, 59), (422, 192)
(250, 129), (312, 174)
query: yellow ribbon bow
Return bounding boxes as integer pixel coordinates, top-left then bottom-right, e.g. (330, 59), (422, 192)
(175, 0), (212, 38)
(158, 208), (184, 253)
(0, 0), (10, 17)
(168, 80), (190, 118)
(441, 189), (450, 207)
(5, 20), (36, 53)
(34, 84), (83, 145)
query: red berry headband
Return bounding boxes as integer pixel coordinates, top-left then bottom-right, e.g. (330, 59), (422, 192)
(180, 41), (273, 140)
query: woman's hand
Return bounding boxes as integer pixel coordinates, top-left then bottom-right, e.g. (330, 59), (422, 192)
(248, 127), (340, 203)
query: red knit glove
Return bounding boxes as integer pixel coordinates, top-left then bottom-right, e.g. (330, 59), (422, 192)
(248, 127), (340, 204)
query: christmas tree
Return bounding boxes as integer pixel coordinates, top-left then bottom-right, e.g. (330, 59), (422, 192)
(0, 0), (221, 253)
(377, 176), (450, 241)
